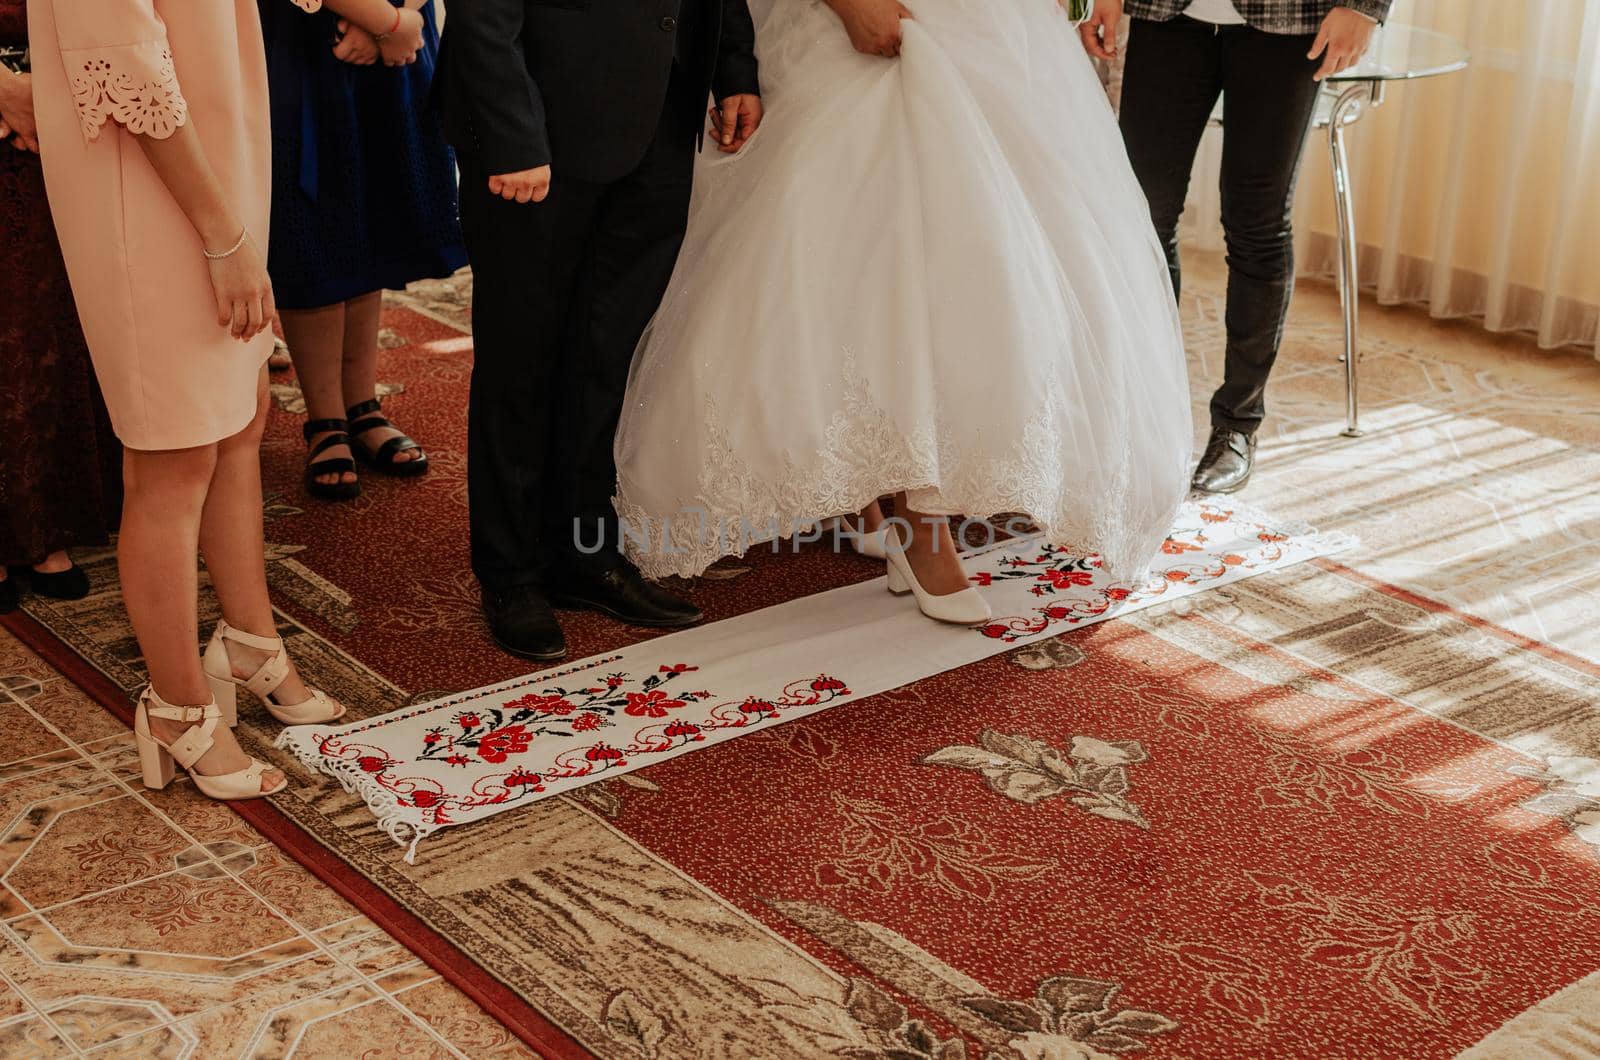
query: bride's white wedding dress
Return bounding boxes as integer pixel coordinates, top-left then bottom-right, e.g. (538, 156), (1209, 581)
(614, 0), (1193, 580)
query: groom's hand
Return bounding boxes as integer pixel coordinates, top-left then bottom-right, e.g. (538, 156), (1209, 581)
(488, 165), (552, 204)
(709, 94), (763, 153)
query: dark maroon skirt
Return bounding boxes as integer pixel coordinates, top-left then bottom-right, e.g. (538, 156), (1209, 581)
(1, 1), (122, 565)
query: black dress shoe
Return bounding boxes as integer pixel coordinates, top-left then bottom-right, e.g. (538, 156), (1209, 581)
(483, 586), (567, 661)
(25, 563), (91, 601)
(548, 563), (703, 628)
(0, 577), (17, 615)
(1192, 428), (1257, 494)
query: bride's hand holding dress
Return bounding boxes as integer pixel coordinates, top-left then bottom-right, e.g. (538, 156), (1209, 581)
(825, 0), (913, 58)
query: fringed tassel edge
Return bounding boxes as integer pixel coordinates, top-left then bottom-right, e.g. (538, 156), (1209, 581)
(274, 729), (436, 864)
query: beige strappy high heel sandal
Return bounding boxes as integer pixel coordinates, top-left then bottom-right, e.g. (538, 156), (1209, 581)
(202, 619), (347, 727)
(133, 686), (287, 799)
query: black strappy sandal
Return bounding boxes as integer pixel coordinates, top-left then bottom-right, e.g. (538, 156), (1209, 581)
(346, 398), (429, 478)
(303, 418), (361, 501)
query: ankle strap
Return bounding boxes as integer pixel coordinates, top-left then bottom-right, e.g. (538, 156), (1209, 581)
(304, 417), (349, 441)
(345, 397), (382, 420)
(214, 618), (284, 653)
(140, 686), (220, 724)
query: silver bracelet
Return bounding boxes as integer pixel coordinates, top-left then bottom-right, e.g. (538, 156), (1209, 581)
(202, 227), (249, 261)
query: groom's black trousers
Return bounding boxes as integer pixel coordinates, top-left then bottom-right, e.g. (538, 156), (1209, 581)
(460, 70), (700, 594)
(1119, 15), (1324, 435)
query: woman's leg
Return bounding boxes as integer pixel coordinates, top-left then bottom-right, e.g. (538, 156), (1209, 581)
(121, 441), (281, 786)
(892, 493), (969, 596)
(197, 370), (313, 705)
(279, 303), (355, 487)
(341, 291), (420, 463)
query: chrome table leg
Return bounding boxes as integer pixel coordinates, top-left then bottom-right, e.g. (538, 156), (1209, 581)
(1327, 81), (1381, 439)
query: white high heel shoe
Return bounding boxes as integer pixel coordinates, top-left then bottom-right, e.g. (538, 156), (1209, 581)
(823, 516), (892, 560)
(882, 527), (992, 626)
(134, 685), (287, 799)
(203, 619), (347, 727)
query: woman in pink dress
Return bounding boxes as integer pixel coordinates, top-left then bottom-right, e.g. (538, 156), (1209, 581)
(29, 0), (345, 801)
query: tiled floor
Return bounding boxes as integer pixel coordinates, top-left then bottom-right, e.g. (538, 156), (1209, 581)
(0, 637), (530, 1058)
(1, 252), (1596, 1057)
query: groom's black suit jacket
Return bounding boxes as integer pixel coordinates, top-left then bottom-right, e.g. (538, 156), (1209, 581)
(436, 0), (759, 183)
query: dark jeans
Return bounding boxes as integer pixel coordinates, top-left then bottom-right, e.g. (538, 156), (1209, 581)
(1119, 15), (1323, 435)
(460, 69), (700, 593)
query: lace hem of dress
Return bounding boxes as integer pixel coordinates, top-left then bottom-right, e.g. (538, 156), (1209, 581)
(68, 45), (189, 142)
(614, 356), (1174, 583)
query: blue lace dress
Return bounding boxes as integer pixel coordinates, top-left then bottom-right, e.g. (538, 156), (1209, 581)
(260, 0), (466, 309)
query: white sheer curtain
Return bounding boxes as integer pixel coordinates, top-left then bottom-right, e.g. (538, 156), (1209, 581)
(1178, 0), (1600, 353)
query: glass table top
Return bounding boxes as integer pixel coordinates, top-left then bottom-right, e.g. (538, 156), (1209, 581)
(1205, 24), (1468, 126)
(1325, 24), (1470, 82)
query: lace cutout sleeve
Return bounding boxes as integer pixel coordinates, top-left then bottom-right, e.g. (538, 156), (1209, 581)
(65, 40), (189, 142)
(289, 0), (323, 11)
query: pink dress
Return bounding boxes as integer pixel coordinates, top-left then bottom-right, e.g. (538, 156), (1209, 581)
(28, 0), (319, 451)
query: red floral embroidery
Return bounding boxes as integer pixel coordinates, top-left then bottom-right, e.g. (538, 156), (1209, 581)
(1044, 569), (1095, 589)
(507, 693), (576, 715)
(416, 665), (704, 765)
(626, 689), (686, 718)
(664, 720), (704, 741)
(979, 502), (1310, 643)
(478, 725), (533, 763)
(312, 671), (854, 828)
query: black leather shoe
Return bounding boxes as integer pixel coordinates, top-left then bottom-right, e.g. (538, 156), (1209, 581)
(0, 576), (17, 615)
(483, 586), (566, 661)
(25, 563), (90, 601)
(548, 563), (703, 628)
(1192, 428), (1257, 494)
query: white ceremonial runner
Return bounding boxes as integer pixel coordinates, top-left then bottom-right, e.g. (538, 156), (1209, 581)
(279, 501), (1354, 860)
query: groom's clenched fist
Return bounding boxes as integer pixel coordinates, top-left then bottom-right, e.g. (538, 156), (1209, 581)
(710, 94), (764, 154)
(488, 166), (552, 204)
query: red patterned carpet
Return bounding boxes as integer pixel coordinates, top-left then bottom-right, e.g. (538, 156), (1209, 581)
(9, 298), (1600, 1058)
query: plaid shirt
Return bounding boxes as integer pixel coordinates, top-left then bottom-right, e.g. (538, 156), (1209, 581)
(1123, 0), (1393, 36)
